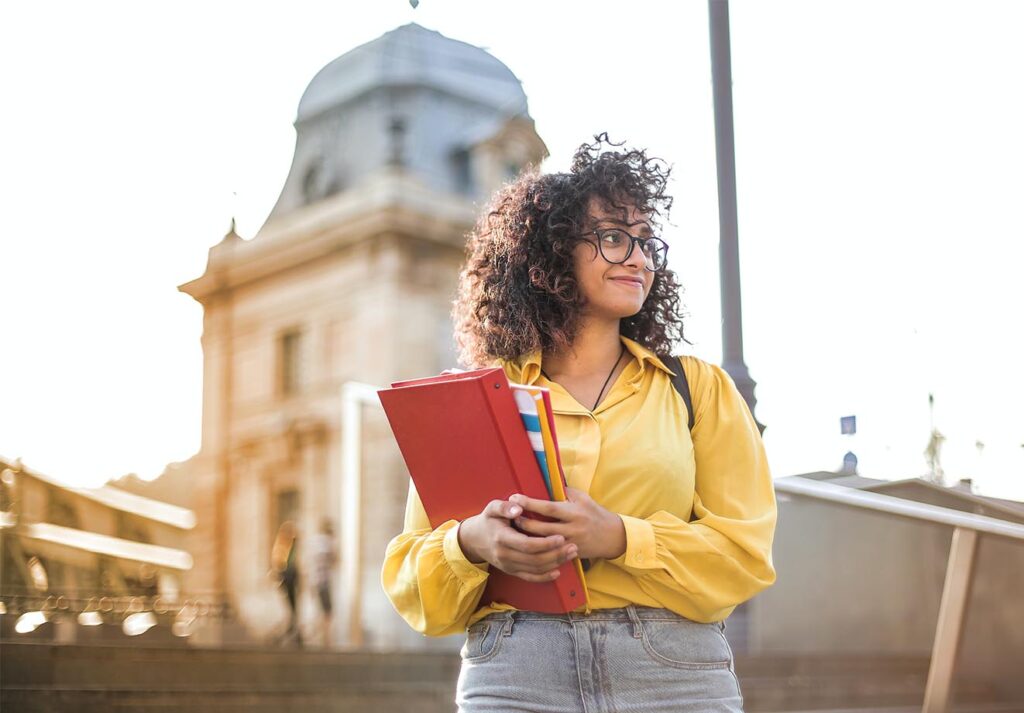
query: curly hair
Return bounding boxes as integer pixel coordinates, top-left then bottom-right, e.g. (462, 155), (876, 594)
(452, 134), (688, 367)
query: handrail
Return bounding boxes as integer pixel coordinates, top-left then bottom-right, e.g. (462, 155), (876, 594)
(775, 476), (1024, 541)
(776, 474), (1024, 713)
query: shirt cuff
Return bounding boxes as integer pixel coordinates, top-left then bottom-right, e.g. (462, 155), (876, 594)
(443, 521), (491, 584)
(607, 514), (659, 570)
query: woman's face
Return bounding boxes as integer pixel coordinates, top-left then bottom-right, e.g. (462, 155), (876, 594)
(572, 197), (656, 321)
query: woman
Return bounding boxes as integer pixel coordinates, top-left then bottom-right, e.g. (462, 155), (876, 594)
(270, 520), (302, 647)
(382, 135), (776, 712)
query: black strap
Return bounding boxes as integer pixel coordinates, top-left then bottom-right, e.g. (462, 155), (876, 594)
(658, 353), (694, 431)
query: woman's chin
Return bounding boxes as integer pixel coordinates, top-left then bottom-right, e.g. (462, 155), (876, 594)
(584, 297), (647, 322)
(618, 299), (647, 317)
(600, 303), (646, 321)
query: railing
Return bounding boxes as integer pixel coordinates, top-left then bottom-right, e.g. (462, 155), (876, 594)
(775, 476), (1024, 713)
(0, 587), (234, 640)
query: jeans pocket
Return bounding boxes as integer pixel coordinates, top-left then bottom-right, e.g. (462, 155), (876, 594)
(639, 618), (733, 670)
(460, 621), (503, 663)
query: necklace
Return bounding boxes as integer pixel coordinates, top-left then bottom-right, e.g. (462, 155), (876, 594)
(541, 343), (627, 412)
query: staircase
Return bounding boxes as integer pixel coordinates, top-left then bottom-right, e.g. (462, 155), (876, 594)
(735, 654), (1014, 712)
(1, 641), (460, 713)
(2, 641), (1019, 712)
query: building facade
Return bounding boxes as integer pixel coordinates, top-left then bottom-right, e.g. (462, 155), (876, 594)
(177, 24), (547, 649)
(0, 457), (196, 642)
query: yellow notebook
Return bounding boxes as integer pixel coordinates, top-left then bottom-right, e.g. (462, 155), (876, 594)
(530, 388), (591, 611)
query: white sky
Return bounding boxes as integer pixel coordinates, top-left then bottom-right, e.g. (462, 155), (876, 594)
(2, 1), (1022, 500)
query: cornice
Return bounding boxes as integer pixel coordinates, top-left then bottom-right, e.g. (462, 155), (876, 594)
(179, 170), (476, 303)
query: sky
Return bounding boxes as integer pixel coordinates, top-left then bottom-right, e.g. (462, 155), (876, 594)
(2, 1), (1022, 500)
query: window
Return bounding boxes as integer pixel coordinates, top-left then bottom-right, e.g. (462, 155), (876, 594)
(279, 329), (306, 396)
(302, 163), (322, 203)
(116, 511), (151, 544)
(452, 149), (473, 195)
(47, 490), (80, 529)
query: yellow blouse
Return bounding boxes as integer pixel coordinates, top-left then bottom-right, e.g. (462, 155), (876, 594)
(381, 336), (777, 637)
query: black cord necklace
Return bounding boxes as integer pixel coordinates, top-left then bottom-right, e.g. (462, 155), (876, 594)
(541, 343), (627, 411)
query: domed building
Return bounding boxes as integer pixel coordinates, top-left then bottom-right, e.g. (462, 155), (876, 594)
(178, 24), (547, 649)
(272, 22), (537, 214)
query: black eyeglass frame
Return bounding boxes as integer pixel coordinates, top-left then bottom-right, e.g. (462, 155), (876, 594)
(578, 229), (670, 272)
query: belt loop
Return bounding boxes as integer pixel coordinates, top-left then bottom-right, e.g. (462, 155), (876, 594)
(625, 605), (642, 639)
(502, 610), (516, 637)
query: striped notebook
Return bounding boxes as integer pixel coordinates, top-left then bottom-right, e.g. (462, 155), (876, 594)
(511, 385), (553, 498)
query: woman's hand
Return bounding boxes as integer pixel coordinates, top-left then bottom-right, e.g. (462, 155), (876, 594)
(509, 488), (627, 561)
(457, 499), (579, 582)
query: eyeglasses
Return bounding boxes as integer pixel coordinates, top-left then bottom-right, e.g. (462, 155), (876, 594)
(579, 228), (669, 272)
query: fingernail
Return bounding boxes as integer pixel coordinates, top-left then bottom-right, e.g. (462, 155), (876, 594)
(509, 506), (521, 516)
(551, 571), (560, 579)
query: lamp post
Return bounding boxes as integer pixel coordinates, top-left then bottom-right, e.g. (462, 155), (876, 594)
(708, 0), (764, 433)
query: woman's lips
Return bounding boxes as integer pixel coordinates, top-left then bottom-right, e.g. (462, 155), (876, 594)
(610, 277), (644, 289)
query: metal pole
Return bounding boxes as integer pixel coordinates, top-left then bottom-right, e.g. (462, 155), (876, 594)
(708, 0), (764, 432)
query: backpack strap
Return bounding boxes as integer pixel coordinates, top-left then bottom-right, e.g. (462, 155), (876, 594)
(658, 353), (695, 431)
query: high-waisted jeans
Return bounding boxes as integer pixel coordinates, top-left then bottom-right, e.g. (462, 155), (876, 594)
(456, 606), (744, 712)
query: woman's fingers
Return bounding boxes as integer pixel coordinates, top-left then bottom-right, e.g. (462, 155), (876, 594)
(498, 529), (563, 555)
(499, 543), (578, 574)
(508, 493), (567, 518)
(473, 500), (580, 576)
(513, 516), (563, 537)
(510, 569), (562, 583)
(483, 499), (521, 521)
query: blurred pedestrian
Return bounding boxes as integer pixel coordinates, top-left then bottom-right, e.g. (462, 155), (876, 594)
(270, 520), (302, 647)
(312, 518), (338, 647)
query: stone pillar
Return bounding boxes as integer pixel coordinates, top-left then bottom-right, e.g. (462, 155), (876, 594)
(192, 294), (234, 597)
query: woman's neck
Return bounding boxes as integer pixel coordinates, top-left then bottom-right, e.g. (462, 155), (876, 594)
(542, 317), (623, 379)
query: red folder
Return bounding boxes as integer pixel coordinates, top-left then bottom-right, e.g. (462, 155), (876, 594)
(378, 367), (587, 613)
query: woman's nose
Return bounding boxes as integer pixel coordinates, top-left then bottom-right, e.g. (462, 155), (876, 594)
(623, 239), (647, 270)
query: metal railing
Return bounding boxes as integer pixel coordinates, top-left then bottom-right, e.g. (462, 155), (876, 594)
(775, 476), (1024, 713)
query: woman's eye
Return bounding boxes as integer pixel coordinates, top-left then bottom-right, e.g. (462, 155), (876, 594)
(601, 231), (626, 246)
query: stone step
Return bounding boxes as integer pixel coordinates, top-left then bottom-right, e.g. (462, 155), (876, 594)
(768, 706), (1024, 713)
(0, 684), (456, 713)
(3, 641), (1016, 713)
(742, 671), (1001, 712)
(2, 641), (460, 689)
(733, 653), (1006, 712)
(735, 653), (931, 677)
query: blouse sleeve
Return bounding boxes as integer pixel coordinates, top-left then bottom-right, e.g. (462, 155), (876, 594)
(380, 481), (492, 636)
(606, 357), (778, 622)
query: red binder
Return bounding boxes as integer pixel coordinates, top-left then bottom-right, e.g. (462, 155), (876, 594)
(378, 367), (587, 613)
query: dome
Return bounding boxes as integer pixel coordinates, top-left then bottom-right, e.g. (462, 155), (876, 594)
(297, 23), (529, 121)
(260, 23), (545, 226)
